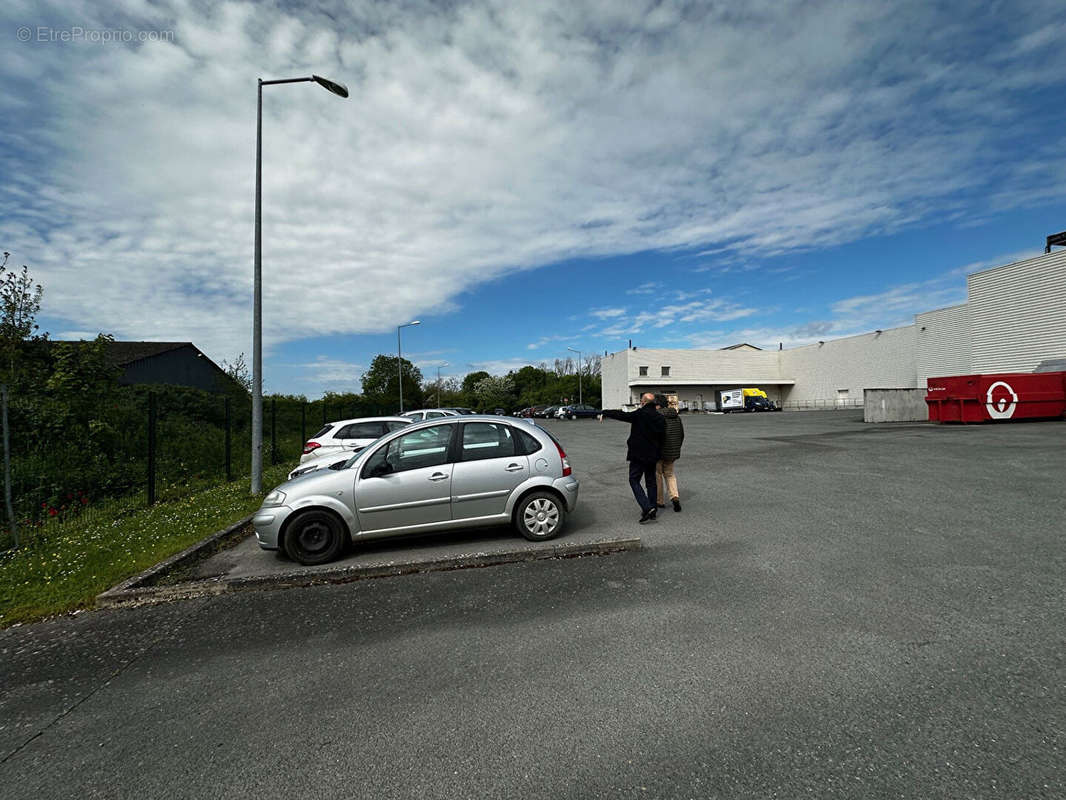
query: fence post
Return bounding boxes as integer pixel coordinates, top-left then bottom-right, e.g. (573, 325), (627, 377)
(301, 402), (306, 448)
(225, 396), (232, 482)
(322, 402), (326, 426)
(2, 384), (17, 548)
(270, 396), (277, 466)
(147, 392), (157, 505)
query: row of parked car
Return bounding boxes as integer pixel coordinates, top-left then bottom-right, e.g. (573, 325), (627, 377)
(256, 410), (580, 567)
(515, 404), (601, 420)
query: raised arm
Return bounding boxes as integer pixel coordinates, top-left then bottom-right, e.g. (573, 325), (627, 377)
(600, 409), (638, 422)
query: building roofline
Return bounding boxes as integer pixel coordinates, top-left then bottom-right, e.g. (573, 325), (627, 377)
(629, 378), (796, 386)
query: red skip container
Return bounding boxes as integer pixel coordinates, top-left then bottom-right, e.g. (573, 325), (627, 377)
(926, 372), (1066, 423)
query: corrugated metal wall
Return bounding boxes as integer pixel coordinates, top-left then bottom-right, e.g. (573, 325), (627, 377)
(915, 303), (971, 383)
(779, 325), (917, 405)
(600, 350), (631, 409)
(968, 250), (1066, 373)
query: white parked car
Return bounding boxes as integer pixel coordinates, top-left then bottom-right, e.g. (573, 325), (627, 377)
(399, 409), (460, 422)
(300, 417), (412, 463)
(288, 450), (358, 481)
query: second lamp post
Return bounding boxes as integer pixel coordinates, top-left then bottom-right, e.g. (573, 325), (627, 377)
(567, 346), (583, 406)
(397, 320), (420, 413)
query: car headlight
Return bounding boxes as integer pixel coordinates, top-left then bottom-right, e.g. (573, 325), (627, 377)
(262, 489), (287, 507)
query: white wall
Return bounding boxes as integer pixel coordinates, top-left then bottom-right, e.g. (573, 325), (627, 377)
(968, 249), (1066, 373)
(778, 326), (918, 406)
(600, 350), (631, 409)
(624, 347), (782, 384)
(916, 304), (971, 384)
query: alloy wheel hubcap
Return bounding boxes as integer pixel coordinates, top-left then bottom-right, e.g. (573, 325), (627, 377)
(524, 499), (559, 536)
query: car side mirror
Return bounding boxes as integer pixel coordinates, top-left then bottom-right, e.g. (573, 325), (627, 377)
(369, 461), (393, 478)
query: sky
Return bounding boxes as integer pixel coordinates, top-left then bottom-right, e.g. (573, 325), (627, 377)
(2, 0), (1065, 398)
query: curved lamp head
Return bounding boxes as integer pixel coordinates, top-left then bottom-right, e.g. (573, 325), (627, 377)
(312, 74), (349, 98)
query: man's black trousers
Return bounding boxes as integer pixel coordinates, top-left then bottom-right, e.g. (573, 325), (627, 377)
(628, 459), (658, 513)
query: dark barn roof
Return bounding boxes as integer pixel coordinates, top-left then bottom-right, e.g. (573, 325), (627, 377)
(104, 341), (193, 367)
(50, 339), (244, 394)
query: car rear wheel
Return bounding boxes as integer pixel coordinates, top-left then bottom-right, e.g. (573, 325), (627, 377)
(284, 509), (347, 565)
(515, 492), (565, 541)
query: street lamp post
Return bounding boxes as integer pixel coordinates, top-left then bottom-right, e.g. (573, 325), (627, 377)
(567, 346), (583, 406)
(252, 74), (348, 495)
(436, 361), (449, 408)
(397, 320), (421, 413)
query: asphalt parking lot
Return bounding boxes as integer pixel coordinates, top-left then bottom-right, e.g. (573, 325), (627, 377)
(1, 410), (1064, 798)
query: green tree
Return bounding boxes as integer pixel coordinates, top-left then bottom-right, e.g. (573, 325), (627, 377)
(220, 352), (251, 393)
(362, 354), (423, 412)
(460, 370), (491, 408)
(0, 253), (44, 383)
(473, 375), (515, 412)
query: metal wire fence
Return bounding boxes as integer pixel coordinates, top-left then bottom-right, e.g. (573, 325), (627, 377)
(0, 389), (377, 549)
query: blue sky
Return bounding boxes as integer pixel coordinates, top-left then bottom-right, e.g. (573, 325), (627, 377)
(2, 1), (1065, 398)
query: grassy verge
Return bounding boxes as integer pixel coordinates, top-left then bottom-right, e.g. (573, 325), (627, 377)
(0, 463), (292, 627)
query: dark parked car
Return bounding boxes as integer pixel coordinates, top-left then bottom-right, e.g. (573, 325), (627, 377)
(559, 404), (600, 419)
(537, 405), (560, 419)
(525, 406), (548, 418)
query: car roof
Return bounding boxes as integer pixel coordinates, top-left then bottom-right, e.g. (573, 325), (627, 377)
(401, 413), (541, 430)
(323, 416), (412, 426)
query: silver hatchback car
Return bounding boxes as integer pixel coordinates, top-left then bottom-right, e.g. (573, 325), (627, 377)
(254, 415), (580, 565)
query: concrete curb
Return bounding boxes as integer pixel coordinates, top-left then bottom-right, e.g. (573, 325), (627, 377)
(97, 524), (642, 609)
(96, 515), (254, 608)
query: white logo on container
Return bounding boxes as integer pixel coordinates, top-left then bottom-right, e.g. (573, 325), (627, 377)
(985, 381), (1018, 420)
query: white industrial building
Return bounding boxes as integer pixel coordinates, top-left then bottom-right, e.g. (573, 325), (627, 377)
(601, 248), (1066, 410)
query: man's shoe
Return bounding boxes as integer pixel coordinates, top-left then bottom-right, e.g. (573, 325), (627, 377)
(672, 498), (681, 512)
(639, 510), (653, 524)
(649, 508), (657, 521)
(656, 503), (666, 509)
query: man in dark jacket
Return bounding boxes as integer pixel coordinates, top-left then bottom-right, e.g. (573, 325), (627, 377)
(599, 392), (666, 524)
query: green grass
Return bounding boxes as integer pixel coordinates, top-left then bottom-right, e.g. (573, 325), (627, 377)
(0, 463), (293, 627)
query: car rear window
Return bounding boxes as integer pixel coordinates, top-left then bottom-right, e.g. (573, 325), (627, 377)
(311, 424), (334, 439)
(515, 428), (542, 455)
(335, 422), (384, 439)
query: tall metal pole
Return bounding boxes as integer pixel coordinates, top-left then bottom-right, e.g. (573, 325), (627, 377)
(568, 347), (582, 406)
(251, 78), (263, 494)
(250, 74), (347, 495)
(2, 384), (16, 548)
(396, 320), (420, 413)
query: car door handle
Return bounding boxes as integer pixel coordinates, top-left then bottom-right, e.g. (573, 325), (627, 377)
(428, 472), (449, 481)
(504, 463), (524, 472)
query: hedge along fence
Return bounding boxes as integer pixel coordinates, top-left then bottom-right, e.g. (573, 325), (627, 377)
(1, 385), (365, 550)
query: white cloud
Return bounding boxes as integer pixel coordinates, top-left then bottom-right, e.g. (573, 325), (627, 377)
(466, 357), (540, 375)
(685, 264), (978, 350)
(290, 356), (364, 390)
(3, 0), (1065, 367)
(626, 282), (662, 295)
(589, 307), (627, 319)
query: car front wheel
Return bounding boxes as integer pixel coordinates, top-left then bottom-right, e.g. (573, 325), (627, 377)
(514, 492), (565, 541)
(284, 509), (347, 565)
